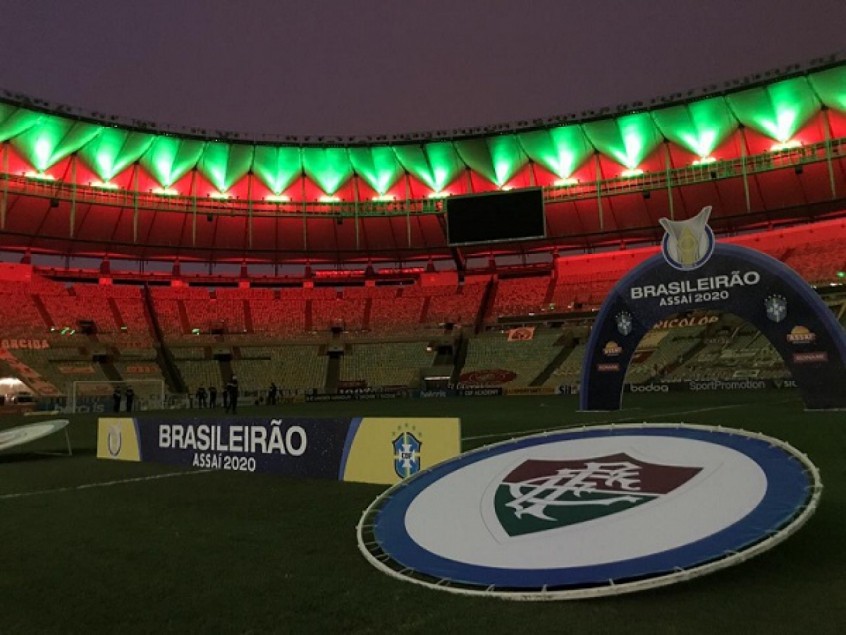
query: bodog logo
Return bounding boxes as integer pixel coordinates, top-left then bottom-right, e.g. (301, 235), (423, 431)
(629, 384), (670, 393)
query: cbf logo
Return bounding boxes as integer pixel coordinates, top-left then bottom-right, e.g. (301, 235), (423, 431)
(765, 294), (788, 323)
(493, 453), (701, 537)
(615, 311), (633, 336)
(393, 426), (422, 479)
(659, 206), (715, 271)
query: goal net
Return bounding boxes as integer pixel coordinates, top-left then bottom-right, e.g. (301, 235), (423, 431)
(69, 379), (165, 414)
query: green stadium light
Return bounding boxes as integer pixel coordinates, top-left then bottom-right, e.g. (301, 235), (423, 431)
(837, 271), (845, 279)
(1, 62), (845, 201)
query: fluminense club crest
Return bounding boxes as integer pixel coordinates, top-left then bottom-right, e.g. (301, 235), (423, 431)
(615, 311), (633, 336)
(659, 206), (715, 271)
(493, 453), (701, 537)
(765, 294), (788, 323)
(393, 430), (422, 479)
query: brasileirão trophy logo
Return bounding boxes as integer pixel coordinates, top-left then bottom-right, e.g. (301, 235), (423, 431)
(659, 206), (715, 271)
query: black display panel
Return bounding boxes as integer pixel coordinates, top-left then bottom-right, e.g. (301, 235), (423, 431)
(446, 188), (545, 246)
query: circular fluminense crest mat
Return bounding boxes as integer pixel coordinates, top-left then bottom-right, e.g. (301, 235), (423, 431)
(357, 423), (821, 600)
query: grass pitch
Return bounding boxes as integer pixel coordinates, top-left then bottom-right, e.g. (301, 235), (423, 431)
(1, 391), (845, 634)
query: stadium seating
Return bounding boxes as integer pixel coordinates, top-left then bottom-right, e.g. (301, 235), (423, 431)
(339, 342), (434, 388)
(425, 283), (487, 326)
(462, 329), (564, 388)
(488, 276), (553, 319)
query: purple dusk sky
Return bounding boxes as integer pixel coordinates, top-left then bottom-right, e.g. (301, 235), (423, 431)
(0, 0), (844, 137)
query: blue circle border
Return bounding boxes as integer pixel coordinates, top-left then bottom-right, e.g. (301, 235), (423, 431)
(372, 427), (814, 589)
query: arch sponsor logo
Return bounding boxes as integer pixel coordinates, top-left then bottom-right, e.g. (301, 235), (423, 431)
(628, 383), (669, 393)
(787, 326), (816, 345)
(602, 341), (622, 357)
(659, 206), (715, 271)
(360, 425), (820, 599)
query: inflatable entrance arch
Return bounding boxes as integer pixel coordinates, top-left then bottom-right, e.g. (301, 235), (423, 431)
(580, 210), (846, 411)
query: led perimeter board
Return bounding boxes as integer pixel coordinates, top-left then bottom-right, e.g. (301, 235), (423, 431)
(446, 188), (545, 246)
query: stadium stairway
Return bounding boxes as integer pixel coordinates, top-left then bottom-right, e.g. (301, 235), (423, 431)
(31, 295), (54, 329)
(218, 358), (234, 384)
(142, 287), (186, 393)
(475, 280), (495, 333)
(177, 302), (191, 335)
(242, 300), (254, 333)
(325, 353), (340, 393)
(531, 337), (576, 387)
(453, 333), (469, 382)
(107, 298), (124, 328)
(99, 358), (123, 383)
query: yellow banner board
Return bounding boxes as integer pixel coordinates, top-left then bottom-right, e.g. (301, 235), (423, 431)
(341, 417), (462, 485)
(96, 417), (141, 461)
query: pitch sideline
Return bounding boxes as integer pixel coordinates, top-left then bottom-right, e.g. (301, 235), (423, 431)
(0, 468), (213, 501)
(462, 402), (753, 442)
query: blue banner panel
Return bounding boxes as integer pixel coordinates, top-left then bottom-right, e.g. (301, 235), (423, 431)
(98, 416), (462, 485)
(102, 416), (353, 478)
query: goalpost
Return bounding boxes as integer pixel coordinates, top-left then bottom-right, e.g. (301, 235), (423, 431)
(69, 379), (165, 414)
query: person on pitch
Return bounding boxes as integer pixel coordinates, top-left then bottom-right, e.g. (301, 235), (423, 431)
(196, 386), (207, 409)
(125, 385), (135, 412)
(227, 375), (239, 414)
(112, 387), (122, 413)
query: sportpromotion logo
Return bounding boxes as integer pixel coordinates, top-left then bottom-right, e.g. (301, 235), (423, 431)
(358, 424), (821, 600)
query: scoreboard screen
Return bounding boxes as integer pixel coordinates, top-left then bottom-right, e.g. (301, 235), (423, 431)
(446, 188), (545, 246)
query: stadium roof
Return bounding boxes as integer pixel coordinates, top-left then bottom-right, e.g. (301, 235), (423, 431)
(1, 58), (844, 197)
(1, 58), (846, 265)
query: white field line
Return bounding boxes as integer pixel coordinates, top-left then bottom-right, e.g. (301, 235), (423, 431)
(461, 403), (748, 442)
(0, 469), (212, 501)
